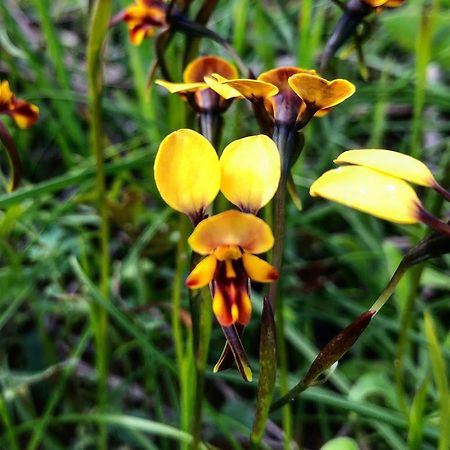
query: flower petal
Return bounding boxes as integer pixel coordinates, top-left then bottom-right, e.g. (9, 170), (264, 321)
(154, 129), (220, 218)
(310, 166), (421, 224)
(215, 79), (278, 100)
(0, 80), (14, 105)
(258, 66), (317, 90)
(220, 135), (280, 213)
(289, 74), (355, 111)
(212, 283), (252, 326)
(242, 253), (278, 283)
(183, 55), (238, 83)
(155, 79), (206, 94)
(334, 149), (436, 187)
(185, 254), (217, 289)
(188, 210), (274, 255)
(204, 74), (243, 99)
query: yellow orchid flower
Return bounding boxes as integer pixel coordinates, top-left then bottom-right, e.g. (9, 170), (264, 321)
(186, 210), (278, 326)
(115, 0), (167, 46)
(156, 55), (241, 113)
(0, 80), (39, 129)
(206, 66), (355, 127)
(310, 149), (450, 227)
(154, 129), (281, 222)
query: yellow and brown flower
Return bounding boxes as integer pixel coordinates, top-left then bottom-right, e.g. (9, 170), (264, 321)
(0, 81), (39, 129)
(156, 55), (241, 113)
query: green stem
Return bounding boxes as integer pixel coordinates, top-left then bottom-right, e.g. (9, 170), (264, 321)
(268, 124), (295, 450)
(86, 1), (111, 449)
(0, 121), (21, 191)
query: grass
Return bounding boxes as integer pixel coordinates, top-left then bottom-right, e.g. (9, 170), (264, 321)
(0, 0), (449, 449)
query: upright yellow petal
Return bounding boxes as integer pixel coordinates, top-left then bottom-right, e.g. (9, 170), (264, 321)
(242, 253), (278, 283)
(154, 129), (220, 218)
(155, 79), (206, 94)
(188, 210), (274, 255)
(310, 166), (421, 224)
(334, 149), (436, 187)
(289, 74), (355, 111)
(220, 135), (280, 213)
(183, 55), (238, 83)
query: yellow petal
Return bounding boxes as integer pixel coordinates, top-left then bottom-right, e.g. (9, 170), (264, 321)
(185, 254), (217, 289)
(310, 166), (421, 224)
(334, 149), (436, 187)
(154, 129), (220, 217)
(242, 253), (278, 283)
(188, 210), (274, 255)
(204, 75), (243, 99)
(288, 74), (355, 111)
(155, 79), (206, 94)
(218, 79), (278, 100)
(183, 55), (238, 83)
(220, 135), (280, 213)
(0, 80), (14, 104)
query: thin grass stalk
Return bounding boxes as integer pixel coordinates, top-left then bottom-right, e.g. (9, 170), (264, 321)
(395, 0), (440, 418)
(86, 1), (112, 449)
(297, 0), (313, 68)
(0, 396), (19, 450)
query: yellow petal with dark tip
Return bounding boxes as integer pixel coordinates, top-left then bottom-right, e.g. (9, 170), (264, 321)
(334, 149), (436, 187)
(154, 129), (220, 217)
(155, 79), (206, 94)
(0, 80), (14, 104)
(289, 74), (355, 110)
(204, 75), (243, 99)
(188, 210), (274, 255)
(310, 166), (421, 224)
(217, 79), (278, 100)
(220, 135), (280, 213)
(242, 253), (279, 283)
(185, 254), (217, 289)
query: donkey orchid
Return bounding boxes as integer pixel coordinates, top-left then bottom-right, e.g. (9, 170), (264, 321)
(310, 149), (450, 232)
(113, 0), (167, 45)
(156, 55), (241, 113)
(0, 81), (39, 129)
(207, 66), (355, 128)
(186, 210), (278, 326)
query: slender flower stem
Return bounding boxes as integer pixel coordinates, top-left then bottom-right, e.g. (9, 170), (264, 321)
(86, 2), (111, 449)
(188, 113), (222, 449)
(268, 123), (298, 450)
(434, 182), (450, 203)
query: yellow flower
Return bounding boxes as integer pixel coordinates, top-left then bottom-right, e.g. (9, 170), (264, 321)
(156, 55), (241, 113)
(117, 0), (167, 45)
(154, 129), (280, 222)
(207, 66), (355, 127)
(0, 80), (39, 129)
(362, 0), (406, 11)
(186, 210), (278, 326)
(309, 149), (436, 224)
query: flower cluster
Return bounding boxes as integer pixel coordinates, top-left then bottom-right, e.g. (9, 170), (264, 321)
(154, 129), (281, 329)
